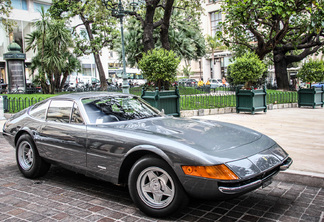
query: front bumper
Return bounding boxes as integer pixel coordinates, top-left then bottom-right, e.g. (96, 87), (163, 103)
(218, 157), (293, 195)
(180, 156), (293, 199)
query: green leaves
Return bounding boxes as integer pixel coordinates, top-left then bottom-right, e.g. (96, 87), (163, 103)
(228, 52), (267, 88)
(138, 48), (180, 90)
(25, 10), (79, 93)
(0, 0), (16, 33)
(297, 60), (324, 84)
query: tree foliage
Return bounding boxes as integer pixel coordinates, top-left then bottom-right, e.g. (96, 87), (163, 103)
(26, 10), (80, 94)
(228, 52), (267, 88)
(138, 48), (180, 90)
(297, 60), (324, 86)
(49, 0), (119, 91)
(221, 0), (324, 90)
(130, 0), (203, 52)
(121, 8), (205, 68)
(0, 0), (16, 33)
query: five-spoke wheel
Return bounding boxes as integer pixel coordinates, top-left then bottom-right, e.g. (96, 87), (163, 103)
(128, 156), (188, 217)
(16, 134), (50, 178)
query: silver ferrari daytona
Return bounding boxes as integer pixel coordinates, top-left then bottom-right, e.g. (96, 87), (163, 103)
(2, 92), (292, 217)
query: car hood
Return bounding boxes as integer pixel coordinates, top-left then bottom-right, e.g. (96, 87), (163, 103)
(97, 117), (275, 160)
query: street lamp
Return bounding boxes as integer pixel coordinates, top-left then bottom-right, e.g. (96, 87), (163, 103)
(101, 0), (139, 94)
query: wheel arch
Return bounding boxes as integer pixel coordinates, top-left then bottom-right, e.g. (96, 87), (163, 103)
(118, 145), (175, 185)
(14, 130), (34, 147)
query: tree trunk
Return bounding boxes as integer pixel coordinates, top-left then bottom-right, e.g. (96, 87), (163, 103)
(211, 49), (215, 79)
(273, 51), (290, 90)
(160, 0), (174, 50)
(60, 71), (69, 89)
(93, 52), (107, 91)
(81, 16), (107, 91)
(143, 3), (157, 52)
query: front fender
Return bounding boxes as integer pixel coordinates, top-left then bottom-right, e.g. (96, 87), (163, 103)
(118, 144), (180, 185)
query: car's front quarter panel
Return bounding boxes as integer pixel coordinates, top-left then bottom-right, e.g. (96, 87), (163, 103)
(85, 124), (216, 184)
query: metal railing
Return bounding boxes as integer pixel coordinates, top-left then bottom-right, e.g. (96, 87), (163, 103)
(2, 88), (298, 114)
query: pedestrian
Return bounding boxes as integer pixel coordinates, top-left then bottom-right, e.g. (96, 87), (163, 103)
(198, 78), (204, 87)
(222, 77), (227, 87)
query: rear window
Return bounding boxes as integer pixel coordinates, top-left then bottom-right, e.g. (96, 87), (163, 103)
(29, 100), (50, 120)
(47, 100), (73, 123)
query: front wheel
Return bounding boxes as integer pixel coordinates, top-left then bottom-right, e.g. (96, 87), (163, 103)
(128, 156), (188, 217)
(16, 134), (50, 178)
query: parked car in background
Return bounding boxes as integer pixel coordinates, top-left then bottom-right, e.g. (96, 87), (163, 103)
(3, 92), (292, 217)
(185, 79), (198, 87)
(210, 79), (223, 89)
(312, 82), (324, 88)
(178, 78), (188, 86)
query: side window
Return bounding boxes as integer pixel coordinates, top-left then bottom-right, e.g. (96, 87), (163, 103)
(71, 103), (84, 124)
(29, 100), (50, 120)
(47, 100), (73, 123)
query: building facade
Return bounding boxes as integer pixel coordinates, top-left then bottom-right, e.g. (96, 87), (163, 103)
(187, 0), (232, 82)
(0, 0), (120, 86)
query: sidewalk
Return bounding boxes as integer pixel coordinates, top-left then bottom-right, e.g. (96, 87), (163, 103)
(1, 107), (324, 186)
(193, 107), (324, 186)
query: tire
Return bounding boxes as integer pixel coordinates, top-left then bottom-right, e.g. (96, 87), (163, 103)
(16, 134), (50, 178)
(128, 156), (188, 217)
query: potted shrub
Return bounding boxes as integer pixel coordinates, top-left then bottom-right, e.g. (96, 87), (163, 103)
(228, 52), (268, 114)
(139, 48), (181, 116)
(297, 60), (324, 108)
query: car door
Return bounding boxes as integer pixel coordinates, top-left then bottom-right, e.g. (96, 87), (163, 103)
(38, 100), (87, 167)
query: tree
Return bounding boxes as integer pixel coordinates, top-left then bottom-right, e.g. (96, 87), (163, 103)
(131, 0), (202, 52)
(228, 52), (267, 89)
(121, 9), (205, 68)
(138, 48), (180, 90)
(206, 35), (223, 79)
(297, 60), (324, 87)
(25, 7), (50, 93)
(0, 0), (15, 33)
(221, 0), (324, 90)
(49, 0), (119, 91)
(26, 11), (80, 93)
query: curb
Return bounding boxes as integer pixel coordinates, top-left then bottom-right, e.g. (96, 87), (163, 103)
(274, 170), (324, 187)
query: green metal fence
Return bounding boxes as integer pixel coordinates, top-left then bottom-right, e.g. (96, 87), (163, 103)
(2, 90), (298, 114)
(3, 96), (46, 113)
(179, 91), (298, 110)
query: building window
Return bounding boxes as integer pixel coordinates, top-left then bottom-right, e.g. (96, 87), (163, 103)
(11, 0), (27, 10)
(210, 11), (222, 37)
(34, 3), (51, 13)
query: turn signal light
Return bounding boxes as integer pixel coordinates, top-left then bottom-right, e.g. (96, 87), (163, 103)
(182, 165), (239, 180)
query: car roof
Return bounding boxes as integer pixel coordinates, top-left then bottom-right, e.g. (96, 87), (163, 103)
(51, 92), (132, 101)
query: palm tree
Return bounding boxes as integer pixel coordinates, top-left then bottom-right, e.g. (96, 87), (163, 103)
(26, 9), (78, 93)
(26, 7), (50, 92)
(206, 35), (223, 79)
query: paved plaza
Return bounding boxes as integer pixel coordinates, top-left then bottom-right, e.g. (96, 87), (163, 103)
(0, 107), (324, 221)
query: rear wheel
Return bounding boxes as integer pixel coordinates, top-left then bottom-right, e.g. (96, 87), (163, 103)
(128, 156), (188, 217)
(16, 134), (50, 178)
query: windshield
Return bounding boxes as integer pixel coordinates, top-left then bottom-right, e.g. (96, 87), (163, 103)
(82, 95), (161, 124)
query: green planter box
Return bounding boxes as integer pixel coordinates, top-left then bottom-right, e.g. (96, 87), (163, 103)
(141, 87), (180, 117)
(298, 86), (324, 108)
(236, 87), (267, 114)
